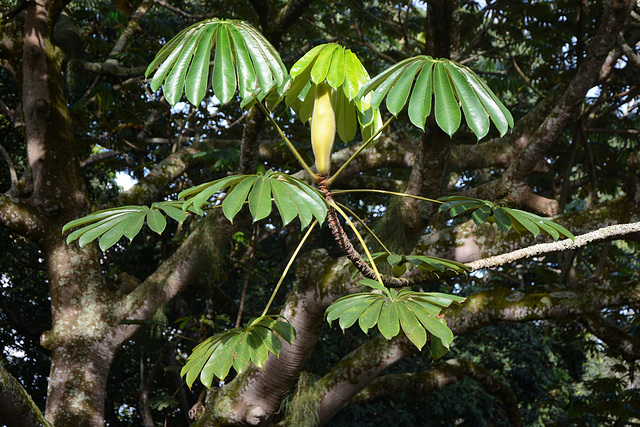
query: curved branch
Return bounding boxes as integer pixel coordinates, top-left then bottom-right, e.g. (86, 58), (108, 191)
(313, 334), (416, 426)
(350, 358), (523, 427)
(0, 194), (45, 240)
(0, 362), (51, 427)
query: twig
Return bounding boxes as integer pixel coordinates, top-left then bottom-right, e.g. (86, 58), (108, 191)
(466, 221), (640, 271)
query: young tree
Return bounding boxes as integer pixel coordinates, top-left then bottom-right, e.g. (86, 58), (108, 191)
(1, 1), (639, 426)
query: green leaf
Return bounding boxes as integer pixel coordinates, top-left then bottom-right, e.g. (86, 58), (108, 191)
(62, 206), (141, 233)
(358, 56), (422, 100)
(212, 26), (237, 104)
(405, 300), (441, 317)
(247, 331), (269, 369)
(387, 253), (403, 266)
(227, 26), (257, 101)
(77, 215), (129, 247)
(248, 176), (272, 222)
(358, 299), (383, 334)
(433, 62), (461, 137)
(310, 44), (338, 84)
(122, 210), (147, 241)
(279, 181), (315, 229)
(398, 303), (427, 350)
(378, 300), (400, 340)
(459, 67), (511, 136)
(386, 61), (423, 116)
(270, 179), (297, 226)
(98, 220), (127, 251)
(407, 61), (434, 130)
(146, 209), (167, 234)
(343, 50), (368, 100)
(212, 334), (239, 381)
(413, 292), (466, 307)
(232, 333), (251, 373)
(335, 90), (358, 143)
(472, 205), (492, 225)
(419, 314), (454, 348)
(493, 207), (513, 233)
(282, 176), (328, 223)
(326, 47), (346, 89)
(290, 44), (324, 76)
(185, 25), (216, 105)
(503, 208), (541, 237)
(150, 26), (199, 92)
(164, 25), (207, 105)
(370, 64), (407, 110)
(338, 302), (375, 331)
(222, 176), (257, 223)
(157, 204), (187, 223)
(252, 326), (282, 357)
(444, 63), (490, 139)
(183, 338), (217, 388)
(430, 335), (448, 360)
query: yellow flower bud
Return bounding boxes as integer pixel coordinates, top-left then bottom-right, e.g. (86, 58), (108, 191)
(311, 83), (335, 176)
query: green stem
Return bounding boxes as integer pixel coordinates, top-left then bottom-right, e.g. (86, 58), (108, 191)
(331, 189), (443, 204)
(327, 116), (395, 186)
(261, 220), (318, 317)
(335, 202), (392, 255)
(256, 101), (319, 181)
(330, 202), (383, 284)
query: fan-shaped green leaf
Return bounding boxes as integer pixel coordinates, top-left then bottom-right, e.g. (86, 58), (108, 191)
(232, 333), (251, 373)
(222, 176), (257, 223)
(358, 56), (422, 99)
(183, 338), (217, 388)
(211, 334), (239, 382)
(445, 63), (490, 139)
(433, 63), (461, 136)
(62, 206), (141, 233)
(503, 208), (541, 237)
(226, 27), (256, 101)
(472, 205), (492, 225)
(164, 26), (207, 106)
(407, 61), (434, 130)
(282, 176), (328, 222)
(343, 50), (368, 100)
(248, 176), (272, 222)
(386, 61), (423, 116)
(247, 332), (269, 369)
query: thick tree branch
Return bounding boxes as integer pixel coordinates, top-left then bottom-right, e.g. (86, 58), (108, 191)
(446, 280), (640, 336)
(312, 334), (415, 426)
(473, 0), (633, 200)
(579, 314), (640, 362)
(270, 0), (315, 46)
(111, 139), (218, 207)
(0, 362), (51, 427)
(0, 194), (45, 239)
(350, 358), (523, 427)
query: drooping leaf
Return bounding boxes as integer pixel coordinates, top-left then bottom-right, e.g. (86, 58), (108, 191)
(146, 19), (287, 107)
(222, 176), (257, 223)
(248, 176), (272, 222)
(181, 316), (296, 388)
(358, 56), (513, 139)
